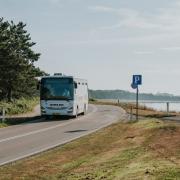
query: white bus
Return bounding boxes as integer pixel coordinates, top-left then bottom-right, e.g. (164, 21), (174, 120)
(39, 73), (88, 118)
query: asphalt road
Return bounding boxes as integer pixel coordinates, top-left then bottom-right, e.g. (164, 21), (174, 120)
(0, 104), (126, 166)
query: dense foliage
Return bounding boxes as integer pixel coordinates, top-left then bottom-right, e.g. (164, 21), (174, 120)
(0, 18), (44, 101)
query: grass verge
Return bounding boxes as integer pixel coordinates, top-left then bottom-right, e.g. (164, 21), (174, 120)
(0, 97), (39, 127)
(0, 97), (39, 115)
(0, 119), (179, 179)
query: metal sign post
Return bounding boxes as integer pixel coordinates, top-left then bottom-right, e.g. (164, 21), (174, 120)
(131, 75), (142, 121)
(136, 86), (139, 121)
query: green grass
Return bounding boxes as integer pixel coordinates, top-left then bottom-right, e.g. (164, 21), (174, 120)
(0, 97), (39, 127)
(0, 97), (39, 115)
(0, 119), (179, 179)
(0, 122), (8, 128)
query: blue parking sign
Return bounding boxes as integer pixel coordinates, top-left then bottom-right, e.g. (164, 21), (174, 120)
(133, 75), (142, 85)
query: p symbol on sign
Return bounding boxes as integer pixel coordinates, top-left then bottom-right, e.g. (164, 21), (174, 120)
(133, 75), (142, 85)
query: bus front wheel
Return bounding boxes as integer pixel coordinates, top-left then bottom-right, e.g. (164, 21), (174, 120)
(73, 107), (78, 118)
(82, 104), (87, 115)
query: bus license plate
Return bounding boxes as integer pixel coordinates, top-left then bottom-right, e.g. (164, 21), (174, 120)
(53, 113), (60, 115)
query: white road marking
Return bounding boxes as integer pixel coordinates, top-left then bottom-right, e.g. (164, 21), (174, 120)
(0, 115), (117, 166)
(0, 105), (97, 144)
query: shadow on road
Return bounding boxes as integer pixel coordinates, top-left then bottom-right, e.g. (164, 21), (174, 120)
(1, 115), (77, 126)
(64, 129), (87, 133)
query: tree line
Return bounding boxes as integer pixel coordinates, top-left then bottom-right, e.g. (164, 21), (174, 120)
(0, 18), (45, 102)
(89, 90), (180, 101)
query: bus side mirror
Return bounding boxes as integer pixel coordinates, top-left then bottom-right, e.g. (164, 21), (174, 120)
(37, 82), (40, 90)
(74, 82), (77, 89)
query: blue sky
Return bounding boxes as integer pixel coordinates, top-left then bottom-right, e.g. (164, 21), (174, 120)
(1, 0), (180, 95)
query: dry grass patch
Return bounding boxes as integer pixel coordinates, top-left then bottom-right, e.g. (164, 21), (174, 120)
(0, 119), (180, 179)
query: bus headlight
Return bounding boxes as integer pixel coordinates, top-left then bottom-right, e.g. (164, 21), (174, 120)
(41, 106), (46, 113)
(41, 106), (45, 110)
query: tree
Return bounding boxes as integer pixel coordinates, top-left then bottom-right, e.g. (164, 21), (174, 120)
(0, 18), (45, 101)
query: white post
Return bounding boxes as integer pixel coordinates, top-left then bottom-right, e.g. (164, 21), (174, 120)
(2, 108), (5, 123)
(130, 106), (133, 120)
(0, 108), (1, 123)
(167, 102), (169, 116)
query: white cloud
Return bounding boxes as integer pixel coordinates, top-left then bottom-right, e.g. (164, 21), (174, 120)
(89, 2), (180, 32)
(134, 50), (154, 55)
(88, 6), (116, 13)
(161, 47), (180, 51)
(86, 0), (180, 57)
(49, 0), (60, 4)
(89, 7), (165, 32)
(48, 0), (62, 4)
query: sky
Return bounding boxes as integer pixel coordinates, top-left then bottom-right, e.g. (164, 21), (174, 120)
(1, 0), (180, 95)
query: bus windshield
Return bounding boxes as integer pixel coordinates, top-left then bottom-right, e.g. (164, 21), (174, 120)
(41, 78), (74, 100)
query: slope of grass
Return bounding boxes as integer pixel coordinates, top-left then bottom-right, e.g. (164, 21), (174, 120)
(0, 119), (179, 179)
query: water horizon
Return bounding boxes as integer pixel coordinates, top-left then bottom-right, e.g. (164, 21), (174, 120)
(98, 99), (180, 112)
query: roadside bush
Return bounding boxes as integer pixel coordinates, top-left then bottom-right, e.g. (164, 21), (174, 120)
(89, 98), (97, 102)
(0, 97), (39, 115)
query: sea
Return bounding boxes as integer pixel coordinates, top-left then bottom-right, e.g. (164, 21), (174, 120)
(98, 99), (180, 112)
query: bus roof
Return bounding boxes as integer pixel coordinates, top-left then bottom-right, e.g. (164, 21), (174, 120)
(41, 75), (87, 83)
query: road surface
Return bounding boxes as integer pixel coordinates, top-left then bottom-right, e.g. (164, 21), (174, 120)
(0, 104), (126, 166)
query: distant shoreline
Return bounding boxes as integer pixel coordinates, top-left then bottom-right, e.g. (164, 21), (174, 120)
(89, 89), (180, 101)
(96, 99), (180, 103)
